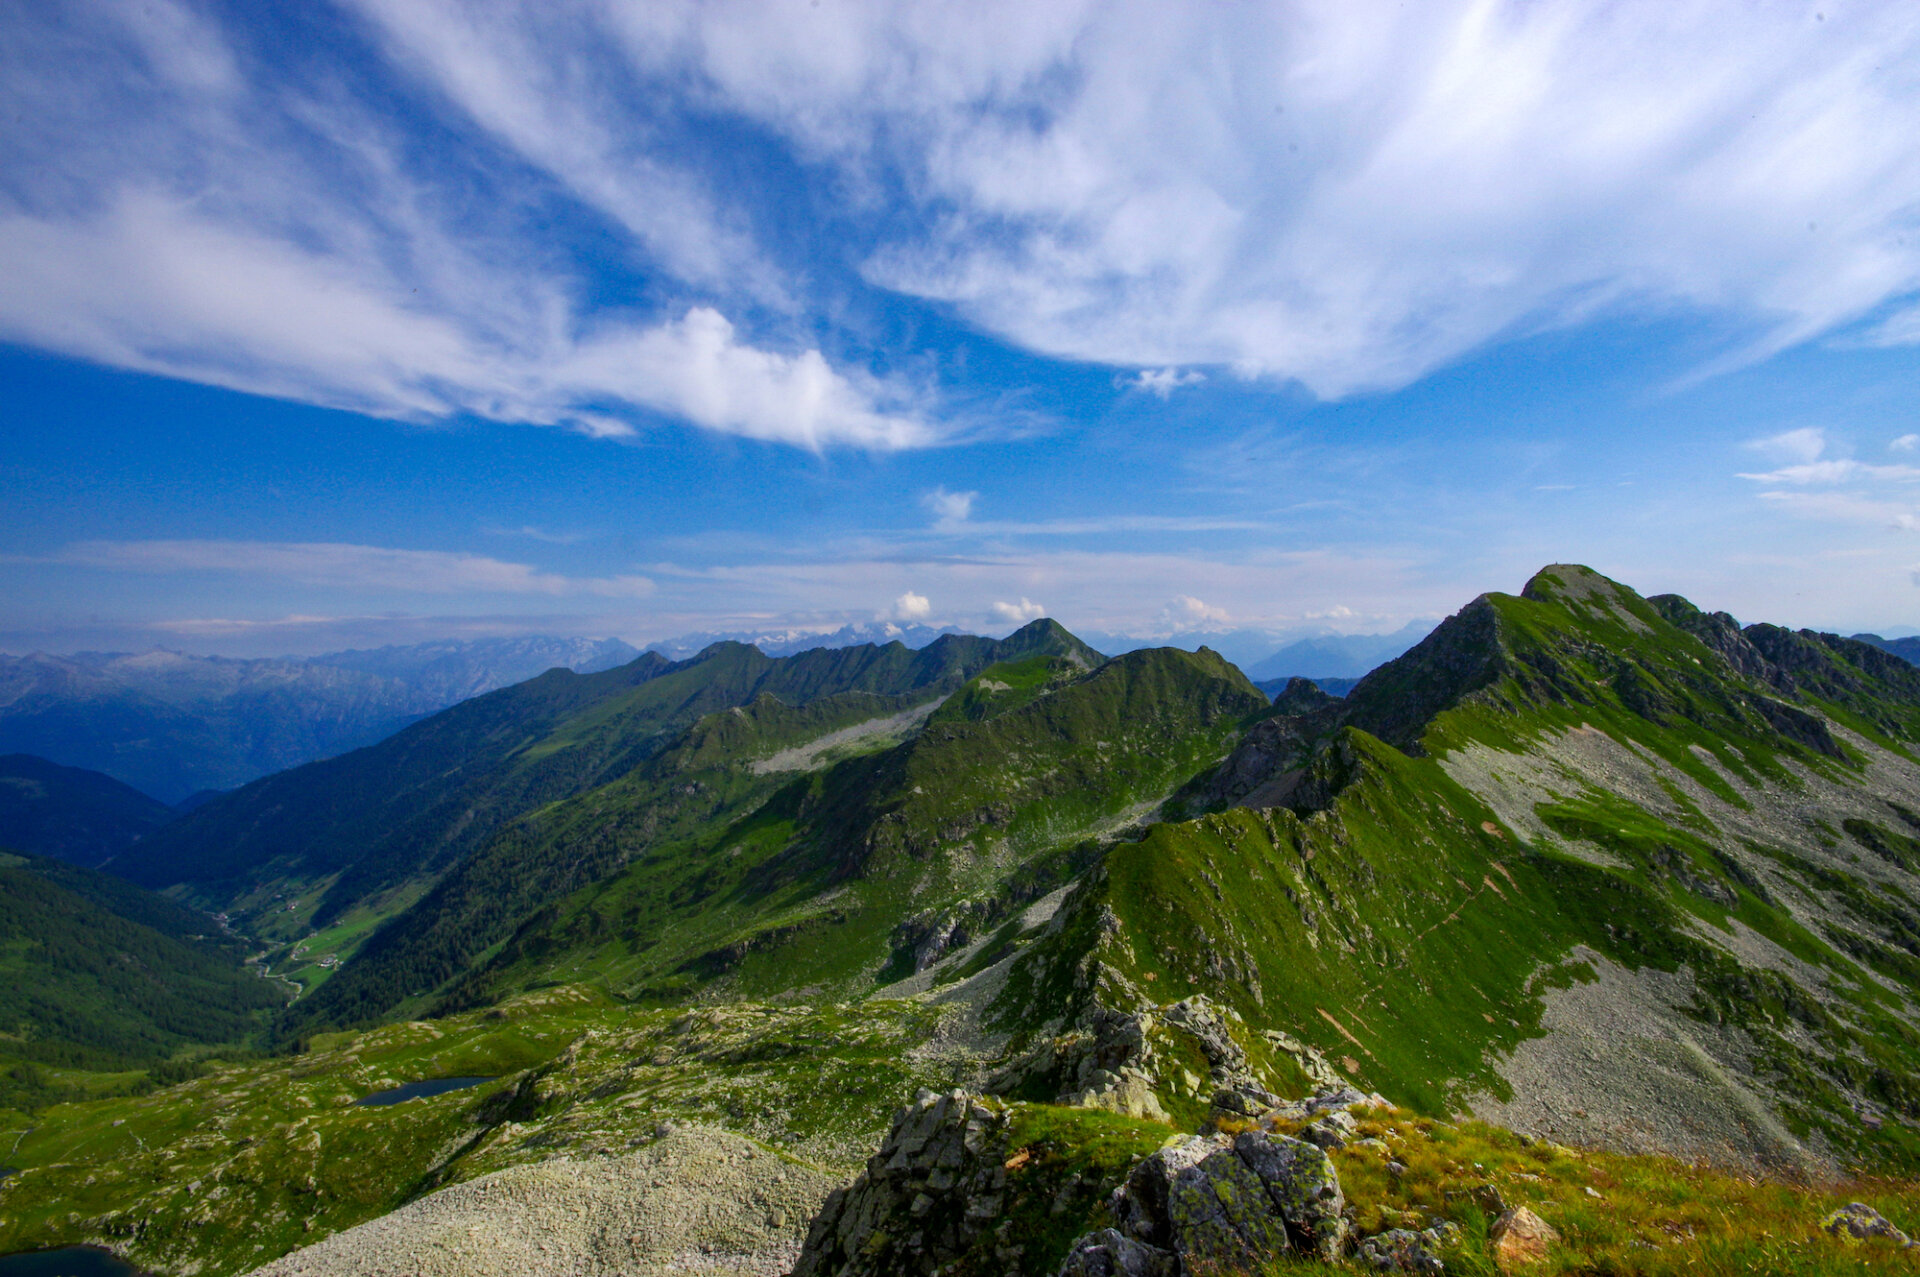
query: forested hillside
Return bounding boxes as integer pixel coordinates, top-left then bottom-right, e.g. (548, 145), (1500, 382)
(0, 851), (282, 1110)
(0, 752), (175, 865)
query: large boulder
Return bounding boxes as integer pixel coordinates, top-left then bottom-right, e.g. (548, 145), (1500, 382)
(792, 1090), (1013, 1277)
(1819, 1202), (1914, 1248)
(1487, 1206), (1558, 1269)
(1087, 1128), (1347, 1274)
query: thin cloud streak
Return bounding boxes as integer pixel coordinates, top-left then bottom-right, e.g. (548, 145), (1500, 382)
(46, 539), (654, 598)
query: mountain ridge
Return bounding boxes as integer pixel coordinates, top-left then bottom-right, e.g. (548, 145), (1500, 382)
(0, 752), (176, 866)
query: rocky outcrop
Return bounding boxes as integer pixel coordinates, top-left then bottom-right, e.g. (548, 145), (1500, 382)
(988, 995), (1289, 1122)
(791, 1090), (1016, 1277)
(1272, 677), (1340, 717)
(1067, 1128), (1347, 1274)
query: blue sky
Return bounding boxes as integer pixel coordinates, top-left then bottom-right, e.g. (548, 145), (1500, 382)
(4, 1), (1920, 657)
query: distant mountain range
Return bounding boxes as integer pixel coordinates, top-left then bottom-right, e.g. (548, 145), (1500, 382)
(308, 635), (640, 703)
(1856, 633), (1920, 667)
(1242, 620), (1436, 680)
(0, 636), (639, 803)
(653, 618), (1438, 685)
(645, 621), (964, 660)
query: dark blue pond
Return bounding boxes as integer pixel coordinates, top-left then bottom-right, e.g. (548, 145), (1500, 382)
(354, 1075), (493, 1107)
(0, 1247), (148, 1276)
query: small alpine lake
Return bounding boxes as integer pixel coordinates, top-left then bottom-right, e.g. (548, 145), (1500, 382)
(0, 1247), (148, 1276)
(353, 1075), (494, 1107)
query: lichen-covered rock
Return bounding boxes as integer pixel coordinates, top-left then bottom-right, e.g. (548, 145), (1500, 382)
(1055, 1227), (1177, 1277)
(1159, 1142), (1291, 1271)
(1230, 1130), (1346, 1260)
(792, 1089), (1012, 1277)
(1356, 1221), (1460, 1272)
(1487, 1207), (1558, 1269)
(1820, 1202), (1914, 1247)
(1101, 1129), (1345, 1271)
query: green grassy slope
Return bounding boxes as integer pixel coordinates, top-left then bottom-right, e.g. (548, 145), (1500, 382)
(111, 622), (1097, 953)
(263, 623), (1107, 1031)
(416, 645), (1266, 1018)
(0, 987), (962, 1276)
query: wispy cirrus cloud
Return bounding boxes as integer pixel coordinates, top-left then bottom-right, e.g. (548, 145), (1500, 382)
(0, 193), (931, 449)
(684, 0), (1920, 392)
(921, 486), (978, 527)
(1739, 427), (1920, 536)
(48, 539), (653, 598)
(0, 4), (932, 450)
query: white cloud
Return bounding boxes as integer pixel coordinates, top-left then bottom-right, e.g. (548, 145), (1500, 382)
(1738, 427), (1920, 485)
(1748, 427), (1829, 466)
(892, 590), (933, 621)
(990, 597), (1047, 624)
(921, 486), (978, 526)
(1129, 368), (1206, 399)
(1160, 594), (1231, 629)
(1306, 605), (1357, 621)
(644, 1), (1920, 394)
(557, 308), (933, 450)
(51, 539), (653, 598)
(1741, 459), (1920, 485)
(1893, 434), (1920, 453)
(0, 193), (929, 448)
(344, 0), (784, 303)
